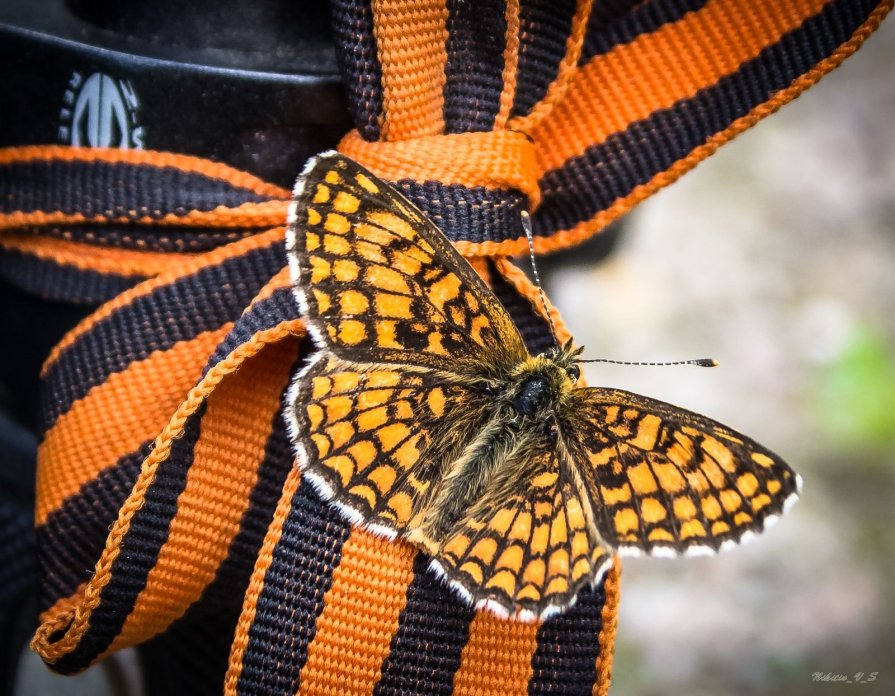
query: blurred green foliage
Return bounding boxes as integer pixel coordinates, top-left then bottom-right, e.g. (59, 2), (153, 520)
(816, 324), (895, 449)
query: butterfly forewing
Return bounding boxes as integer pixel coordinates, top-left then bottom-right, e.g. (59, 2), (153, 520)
(287, 153), (527, 372)
(567, 388), (801, 556)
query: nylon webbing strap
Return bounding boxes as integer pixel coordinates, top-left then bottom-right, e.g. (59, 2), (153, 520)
(3, 1), (886, 693)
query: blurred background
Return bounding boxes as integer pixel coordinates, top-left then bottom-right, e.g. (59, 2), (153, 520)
(545, 16), (895, 696)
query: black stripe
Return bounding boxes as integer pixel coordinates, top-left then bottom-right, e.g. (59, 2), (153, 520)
(236, 480), (352, 695)
(140, 362), (300, 696)
(536, 0), (877, 241)
(51, 402), (207, 674)
(528, 581), (606, 695)
(40, 224), (256, 253)
(444, 0), (506, 133)
(139, 610), (245, 696)
(331, 0), (383, 141)
(0, 159), (278, 218)
(511, 0), (577, 119)
(36, 444), (149, 612)
(582, 0), (643, 37)
(203, 287), (299, 375)
(580, 0), (709, 62)
(396, 180), (528, 245)
(0, 247), (144, 304)
(373, 553), (475, 695)
(40, 241), (284, 432)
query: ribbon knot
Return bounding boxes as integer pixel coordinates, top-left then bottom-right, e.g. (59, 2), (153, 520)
(338, 128), (541, 209)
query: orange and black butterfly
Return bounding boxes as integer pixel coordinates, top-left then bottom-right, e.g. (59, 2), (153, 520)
(284, 152), (801, 621)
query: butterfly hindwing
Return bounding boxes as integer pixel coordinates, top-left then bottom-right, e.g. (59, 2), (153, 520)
(288, 353), (492, 538)
(286, 152), (528, 372)
(431, 444), (613, 619)
(567, 388), (801, 556)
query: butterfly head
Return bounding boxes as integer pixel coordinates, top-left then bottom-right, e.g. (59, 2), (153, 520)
(541, 339), (585, 382)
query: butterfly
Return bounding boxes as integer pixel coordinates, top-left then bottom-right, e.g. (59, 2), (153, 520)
(284, 152), (801, 621)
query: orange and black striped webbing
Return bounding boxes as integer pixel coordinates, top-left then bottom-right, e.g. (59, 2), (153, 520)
(0, 147), (290, 303)
(333, 0), (893, 256)
(6, 1), (887, 694)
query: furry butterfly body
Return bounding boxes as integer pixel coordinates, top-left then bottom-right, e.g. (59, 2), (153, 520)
(285, 152), (801, 621)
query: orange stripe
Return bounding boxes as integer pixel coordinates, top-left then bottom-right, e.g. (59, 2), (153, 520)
(453, 613), (537, 695)
(297, 532), (416, 695)
(594, 560), (621, 696)
(509, 0), (593, 133)
(42, 226), (285, 375)
(533, 0), (832, 175)
(495, 0), (521, 128)
(35, 327), (230, 525)
(0, 145), (291, 198)
(467, 256), (491, 284)
(108, 336), (300, 652)
(339, 129), (540, 206)
(527, 0), (893, 256)
(453, 238), (528, 257)
(225, 465), (303, 695)
(0, 233), (195, 277)
(373, 0), (449, 139)
(32, 320), (303, 663)
(0, 200), (289, 231)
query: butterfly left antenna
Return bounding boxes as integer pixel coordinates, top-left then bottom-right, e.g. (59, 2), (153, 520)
(522, 211), (560, 349)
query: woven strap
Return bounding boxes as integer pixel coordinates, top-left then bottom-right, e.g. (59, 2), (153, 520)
(8, 1), (888, 694)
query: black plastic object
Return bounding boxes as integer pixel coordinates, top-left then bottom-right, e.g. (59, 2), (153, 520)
(0, 0), (351, 188)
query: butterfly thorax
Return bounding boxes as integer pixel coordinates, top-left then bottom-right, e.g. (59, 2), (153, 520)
(504, 357), (573, 420)
(500, 343), (582, 420)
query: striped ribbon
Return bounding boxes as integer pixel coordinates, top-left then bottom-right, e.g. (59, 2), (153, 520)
(3, 0), (888, 693)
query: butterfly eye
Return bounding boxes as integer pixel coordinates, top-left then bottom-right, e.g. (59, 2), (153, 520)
(567, 364), (580, 382)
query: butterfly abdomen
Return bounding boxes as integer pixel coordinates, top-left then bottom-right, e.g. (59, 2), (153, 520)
(416, 417), (519, 539)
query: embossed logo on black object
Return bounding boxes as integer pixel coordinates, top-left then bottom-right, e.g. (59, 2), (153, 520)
(59, 71), (144, 149)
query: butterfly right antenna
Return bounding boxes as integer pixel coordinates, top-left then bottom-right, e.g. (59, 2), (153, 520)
(578, 358), (718, 367)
